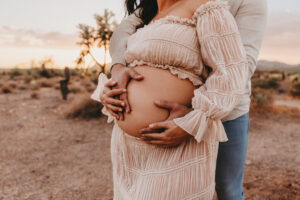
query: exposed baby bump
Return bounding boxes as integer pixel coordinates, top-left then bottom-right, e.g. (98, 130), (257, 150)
(117, 66), (196, 137)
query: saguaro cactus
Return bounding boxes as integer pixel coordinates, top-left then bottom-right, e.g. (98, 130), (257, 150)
(60, 67), (70, 100)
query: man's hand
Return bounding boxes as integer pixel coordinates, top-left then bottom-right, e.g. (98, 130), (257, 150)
(110, 64), (144, 119)
(139, 100), (193, 147)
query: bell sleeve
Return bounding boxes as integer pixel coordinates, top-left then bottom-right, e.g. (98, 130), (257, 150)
(173, 1), (249, 143)
(90, 73), (116, 123)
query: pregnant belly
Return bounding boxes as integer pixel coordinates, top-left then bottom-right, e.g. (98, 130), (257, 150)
(117, 65), (196, 137)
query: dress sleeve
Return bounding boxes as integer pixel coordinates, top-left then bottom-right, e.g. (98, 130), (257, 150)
(173, 0), (249, 143)
(90, 73), (116, 123)
(109, 10), (142, 67)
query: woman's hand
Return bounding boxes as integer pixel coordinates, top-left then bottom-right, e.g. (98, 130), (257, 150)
(139, 100), (193, 147)
(100, 80), (127, 120)
(111, 64), (144, 114)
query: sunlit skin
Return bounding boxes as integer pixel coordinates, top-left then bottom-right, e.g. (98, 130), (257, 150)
(100, 0), (212, 147)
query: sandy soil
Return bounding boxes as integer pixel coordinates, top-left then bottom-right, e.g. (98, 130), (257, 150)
(0, 87), (299, 200)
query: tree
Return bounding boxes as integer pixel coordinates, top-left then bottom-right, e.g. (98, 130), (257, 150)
(76, 24), (100, 67)
(94, 9), (118, 71)
(75, 9), (117, 74)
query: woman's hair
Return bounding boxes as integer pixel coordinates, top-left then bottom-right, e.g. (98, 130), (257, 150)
(125, 0), (158, 29)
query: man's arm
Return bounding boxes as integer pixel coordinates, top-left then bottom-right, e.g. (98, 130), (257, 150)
(234, 0), (267, 77)
(109, 11), (142, 69)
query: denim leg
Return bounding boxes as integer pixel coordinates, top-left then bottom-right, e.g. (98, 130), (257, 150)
(215, 113), (249, 200)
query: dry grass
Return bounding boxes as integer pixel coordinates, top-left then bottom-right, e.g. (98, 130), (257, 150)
(250, 103), (300, 117)
(64, 94), (103, 119)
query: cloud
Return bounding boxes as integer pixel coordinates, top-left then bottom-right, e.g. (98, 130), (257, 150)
(260, 12), (300, 64)
(263, 12), (300, 48)
(0, 26), (77, 49)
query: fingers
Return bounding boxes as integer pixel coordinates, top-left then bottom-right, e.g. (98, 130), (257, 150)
(105, 79), (117, 88)
(106, 104), (123, 113)
(141, 133), (165, 140)
(154, 100), (178, 110)
(105, 97), (125, 107)
(106, 88), (126, 97)
(139, 127), (165, 134)
(107, 109), (120, 120)
(148, 121), (170, 130)
(120, 93), (131, 113)
(128, 69), (144, 80)
(119, 112), (125, 121)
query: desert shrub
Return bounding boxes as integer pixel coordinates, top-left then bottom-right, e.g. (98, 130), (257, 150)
(252, 77), (279, 89)
(29, 80), (40, 90)
(54, 83), (60, 90)
(18, 84), (27, 90)
(80, 79), (96, 92)
(8, 82), (17, 89)
(30, 92), (40, 99)
(1, 84), (13, 94)
(24, 75), (33, 83)
(251, 88), (274, 105)
(10, 68), (23, 78)
(38, 78), (56, 88)
(289, 81), (300, 96)
(85, 83), (96, 92)
(69, 84), (84, 93)
(64, 95), (103, 119)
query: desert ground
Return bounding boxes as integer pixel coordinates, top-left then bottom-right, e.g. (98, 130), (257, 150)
(0, 73), (299, 200)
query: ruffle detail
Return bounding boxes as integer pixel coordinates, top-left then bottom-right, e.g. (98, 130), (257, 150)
(173, 110), (228, 143)
(127, 60), (203, 86)
(146, 0), (229, 27)
(192, 0), (229, 21)
(150, 15), (196, 26)
(90, 73), (116, 123)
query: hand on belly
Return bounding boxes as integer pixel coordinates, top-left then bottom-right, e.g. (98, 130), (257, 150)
(117, 66), (196, 137)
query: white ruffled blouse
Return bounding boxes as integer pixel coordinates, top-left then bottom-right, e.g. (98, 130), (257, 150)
(91, 0), (249, 143)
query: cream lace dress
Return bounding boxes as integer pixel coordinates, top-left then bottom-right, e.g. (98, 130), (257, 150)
(91, 1), (248, 199)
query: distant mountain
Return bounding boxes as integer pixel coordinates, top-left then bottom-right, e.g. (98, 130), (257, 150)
(257, 60), (300, 72)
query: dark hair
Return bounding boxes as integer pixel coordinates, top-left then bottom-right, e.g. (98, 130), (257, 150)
(125, 0), (158, 29)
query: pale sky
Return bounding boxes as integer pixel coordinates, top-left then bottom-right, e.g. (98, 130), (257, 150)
(0, 0), (300, 68)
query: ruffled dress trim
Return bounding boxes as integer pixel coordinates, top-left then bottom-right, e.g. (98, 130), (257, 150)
(191, 0), (229, 21)
(128, 60), (204, 86)
(150, 15), (196, 27)
(90, 73), (116, 123)
(147, 0), (229, 27)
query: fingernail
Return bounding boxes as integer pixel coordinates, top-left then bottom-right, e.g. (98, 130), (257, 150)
(121, 102), (125, 106)
(123, 89), (126, 92)
(149, 124), (154, 128)
(155, 100), (160, 104)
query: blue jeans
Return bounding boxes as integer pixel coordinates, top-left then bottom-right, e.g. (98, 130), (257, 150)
(215, 113), (249, 200)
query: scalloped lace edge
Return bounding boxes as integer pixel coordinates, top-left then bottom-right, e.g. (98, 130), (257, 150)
(128, 60), (203, 86)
